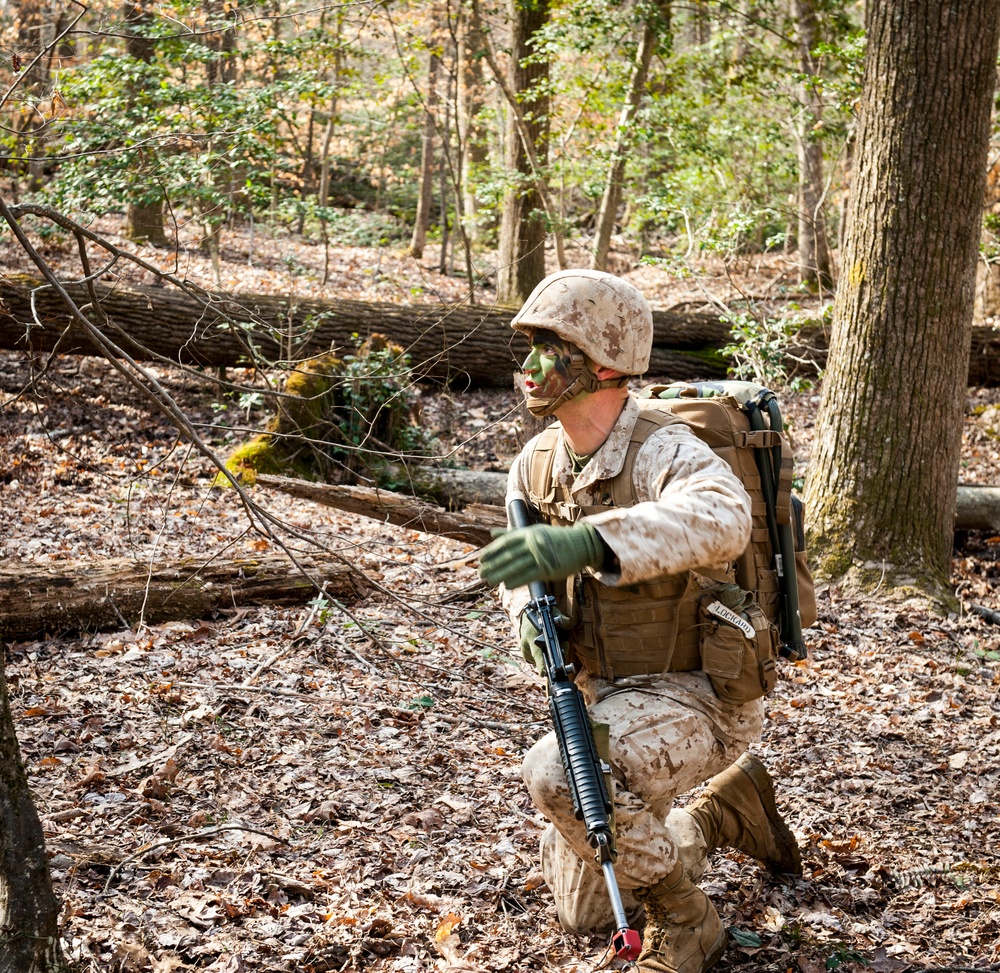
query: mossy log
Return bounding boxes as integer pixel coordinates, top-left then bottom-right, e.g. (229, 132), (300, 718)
(0, 553), (368, 641)
(5, 274), (1000, 386)
(0, 275), (731, 387)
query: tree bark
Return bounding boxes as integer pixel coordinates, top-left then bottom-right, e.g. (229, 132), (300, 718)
(496, 0), (551, 304)
(0, 554), (368, 642)
(0, 650), (61, 973)
(804, 0), (1000, 597)
(591, 2), (669, 271)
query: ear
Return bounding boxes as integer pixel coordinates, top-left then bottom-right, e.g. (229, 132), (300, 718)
(594, 365), (626, 381)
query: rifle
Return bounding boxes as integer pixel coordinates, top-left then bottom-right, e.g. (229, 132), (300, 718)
(508, 496), (642, 962)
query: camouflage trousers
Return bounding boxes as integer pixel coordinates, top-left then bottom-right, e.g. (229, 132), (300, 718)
(522, 670), (764, 935)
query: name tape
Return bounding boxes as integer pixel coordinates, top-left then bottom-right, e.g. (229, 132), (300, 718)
(705, 600), (755, 639)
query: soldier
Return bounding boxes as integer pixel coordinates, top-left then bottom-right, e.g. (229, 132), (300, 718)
(478, 270), (801, 973)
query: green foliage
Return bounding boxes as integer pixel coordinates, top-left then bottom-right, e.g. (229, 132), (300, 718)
(720, 302), (828, 390)
(3, 0), (865, 268)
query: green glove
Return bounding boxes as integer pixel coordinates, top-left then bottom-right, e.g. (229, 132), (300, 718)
(479, 521), (606, 589)
(518, 609), (570, 675)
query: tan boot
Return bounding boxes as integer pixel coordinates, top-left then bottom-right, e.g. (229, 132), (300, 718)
(685, 752), (802, 876)
(634, 863), (726, 973)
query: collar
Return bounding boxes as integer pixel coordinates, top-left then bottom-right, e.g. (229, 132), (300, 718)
(552, 395), (639, 496)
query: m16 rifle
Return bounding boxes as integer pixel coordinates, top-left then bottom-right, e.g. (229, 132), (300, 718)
(508, 496), (642, 962)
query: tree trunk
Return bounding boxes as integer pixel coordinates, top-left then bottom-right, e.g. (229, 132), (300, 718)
(793, 0), (833, 293)
(458, 11), (488, 244)
(496, 0), (551, 305)
(0, 553), (368, 642)
(122, 0), (168, 247)
(804, 0), (1000, 599)
(0, 275), (736, 385)
(410, 49), (441, 259)
(974, 153), (1000, 325)
(591, 3), (669, 271)
(0, 648), (62, 973)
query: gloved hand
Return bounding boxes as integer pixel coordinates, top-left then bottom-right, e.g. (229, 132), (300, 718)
(518, 609), (570, 675)
(479, 521), (606, 589)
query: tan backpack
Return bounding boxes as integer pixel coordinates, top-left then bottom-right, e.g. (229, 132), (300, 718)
(637, 381), (816, 663)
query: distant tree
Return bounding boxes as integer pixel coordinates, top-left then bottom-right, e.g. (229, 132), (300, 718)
(805, 0), (1000, 599)
(791, 0), (832, 291)
(494, 0), (552, 304)
(122, 0), (168, 246)
(590, 0), (670, 272)
(410, 42), (441, 259)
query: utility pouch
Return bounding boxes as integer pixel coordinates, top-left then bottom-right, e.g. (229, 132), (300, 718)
(699, 598), (778, 705)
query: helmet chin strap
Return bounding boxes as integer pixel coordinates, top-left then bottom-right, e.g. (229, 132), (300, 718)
(525, 350), (628, 417)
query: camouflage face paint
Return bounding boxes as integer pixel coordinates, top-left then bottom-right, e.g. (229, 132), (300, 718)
(523, 330), (578, 403)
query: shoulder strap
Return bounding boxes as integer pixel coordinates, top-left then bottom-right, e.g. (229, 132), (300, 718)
(610, 408), (684, 507)
(526, 423), (562, 511)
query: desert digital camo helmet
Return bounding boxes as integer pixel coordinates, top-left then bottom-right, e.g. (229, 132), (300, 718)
(511, 269), (653, 416)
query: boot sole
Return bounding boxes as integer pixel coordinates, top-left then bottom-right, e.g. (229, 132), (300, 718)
(735, 753), (803, 876)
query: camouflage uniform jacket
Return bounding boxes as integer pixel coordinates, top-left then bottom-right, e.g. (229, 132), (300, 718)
(501, 394), (754, 635)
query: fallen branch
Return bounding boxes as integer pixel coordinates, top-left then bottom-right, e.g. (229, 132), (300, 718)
(104, 823), (289, 891)
(255, 474), (506, 545)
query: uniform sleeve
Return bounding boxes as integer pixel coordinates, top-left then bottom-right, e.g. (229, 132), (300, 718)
(586, 423), (752, 587)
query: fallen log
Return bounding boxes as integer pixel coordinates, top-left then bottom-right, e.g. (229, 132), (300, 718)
(0, 553), (368, 642)
(955, 485), (1000, 530)
(255, 474), (506, 545)
(0, 275), (730, 387)
(260, 471), (1000, 540)
(5, 274), (1000, 385)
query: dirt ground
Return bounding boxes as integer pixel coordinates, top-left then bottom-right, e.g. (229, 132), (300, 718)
(1, 222), (1000, 972)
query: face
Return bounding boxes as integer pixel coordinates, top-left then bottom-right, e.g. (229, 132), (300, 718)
(522, 329), (578, 402)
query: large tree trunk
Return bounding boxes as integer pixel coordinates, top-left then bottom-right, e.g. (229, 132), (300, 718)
(0, 553), (368, 642)
(804, 0), (1000, 598)
(0, 651), (62, 973)
(591, 2), (669, 272)
(496, 0), (551, 304)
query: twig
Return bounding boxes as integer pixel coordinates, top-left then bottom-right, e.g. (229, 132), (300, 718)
(103, 823), (288, 892)
(173, 680), (537, 732)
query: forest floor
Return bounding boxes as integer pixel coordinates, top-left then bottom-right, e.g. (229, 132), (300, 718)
(1, 219), (1000, 973)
